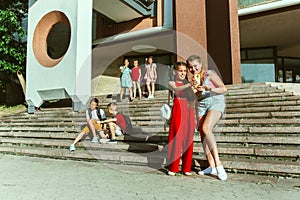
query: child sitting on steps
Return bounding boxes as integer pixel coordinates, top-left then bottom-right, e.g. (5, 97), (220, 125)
(98, 102), (133, 144)
(69, 98), (108, 151)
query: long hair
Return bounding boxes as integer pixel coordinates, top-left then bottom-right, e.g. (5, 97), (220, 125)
(186, 55), (207, 86)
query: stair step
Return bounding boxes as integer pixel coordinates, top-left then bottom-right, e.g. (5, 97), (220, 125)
(0, 126), (79, 132)
(0, 131), (76, 139)
(215, 135), (300, 145)
(213, 126), (300, 134)
(2, 131), (299, 146)
(0, 145), (166, 165)
(226, 100), (299, 108)
(225, 89), (286, 96)
(226, 95), (299, 103)
(194, 145), (300, 158)
(219, 118), (300, 125)
(224, 111), (300, 119)
(194, 157), (300, 176)
(0, 145), (298, 177)
(0, 138), (162, 152)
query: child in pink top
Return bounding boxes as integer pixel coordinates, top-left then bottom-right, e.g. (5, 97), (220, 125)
(131, 59), (142, 99)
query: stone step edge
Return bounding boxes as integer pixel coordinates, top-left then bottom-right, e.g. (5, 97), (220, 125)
(1, 132), (300, 145)
(3, 110), (300, 121)
(0, 138), (299, 158)
(0, 145), (299, 176)
(1, 126), (300, 134)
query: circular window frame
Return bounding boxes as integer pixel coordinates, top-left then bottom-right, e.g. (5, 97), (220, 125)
(32, 11), (71, 68)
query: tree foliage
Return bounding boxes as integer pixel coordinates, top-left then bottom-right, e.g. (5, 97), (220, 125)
(0, 0), (28, 74)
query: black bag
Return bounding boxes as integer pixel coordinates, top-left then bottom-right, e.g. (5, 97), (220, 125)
(116, 113), (133, 133)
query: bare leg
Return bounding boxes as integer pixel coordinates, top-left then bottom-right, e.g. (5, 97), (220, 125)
(146, 82), (151, 96)
(132, 81), (137, 98)
(88, 120), (97, 138)
(72, 131), (85, 145)
(198, 110), (222, 167)
(137, 81), (142, 99)
(99, 130), (108, 139)
(120, 88), (125, 100)
(108, 122), (117, 139)
(151, 82), (155, 97)
(129, 87), (133, 100)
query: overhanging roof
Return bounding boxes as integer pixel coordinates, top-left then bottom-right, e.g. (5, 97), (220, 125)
(238, 1), (300, 57)
(93, 0), (142, 23)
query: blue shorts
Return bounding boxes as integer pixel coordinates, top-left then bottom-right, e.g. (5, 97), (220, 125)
(197, 95), (225, 116)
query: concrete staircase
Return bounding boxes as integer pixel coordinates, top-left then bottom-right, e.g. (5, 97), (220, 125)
(0, 82), (299, 177)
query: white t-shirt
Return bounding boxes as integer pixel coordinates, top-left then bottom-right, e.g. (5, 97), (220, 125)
(86, 108), (106, 120)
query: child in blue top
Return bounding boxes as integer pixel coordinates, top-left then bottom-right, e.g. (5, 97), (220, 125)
(120, 58), (133, 101)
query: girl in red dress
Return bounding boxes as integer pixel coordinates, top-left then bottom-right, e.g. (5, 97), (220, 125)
(167, 62), (196, 176)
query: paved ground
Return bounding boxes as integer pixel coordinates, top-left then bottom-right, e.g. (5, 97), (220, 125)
(0, 155), (299, 200)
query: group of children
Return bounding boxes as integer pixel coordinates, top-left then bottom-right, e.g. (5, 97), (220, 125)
(70, 54), (228, 181)
(69, 100), (130, 151)
(119, 56), (157, 101)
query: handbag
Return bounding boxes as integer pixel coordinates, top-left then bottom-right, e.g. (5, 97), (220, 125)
(160, 104), (171, 120)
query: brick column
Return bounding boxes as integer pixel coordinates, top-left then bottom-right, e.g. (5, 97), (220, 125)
(174, 0), (241, 84)
(206, 0), (241, 84)
(174, 0), (207, 62)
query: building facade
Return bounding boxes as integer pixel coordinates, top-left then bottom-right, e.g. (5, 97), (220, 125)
(24, 0), (300, 110)
(239, 0), (300, 83)
(26, 0), (241, 111)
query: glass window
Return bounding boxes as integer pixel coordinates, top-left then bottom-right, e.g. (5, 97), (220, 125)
(278, 70), (283, 82)
(247, 48), (274, 59)
(241, 63), (275, 83)
(285, 71), (293, 82)
(295, 74), (300, 83)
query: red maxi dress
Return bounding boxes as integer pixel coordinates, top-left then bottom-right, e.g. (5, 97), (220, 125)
(167, 81), (196, 173)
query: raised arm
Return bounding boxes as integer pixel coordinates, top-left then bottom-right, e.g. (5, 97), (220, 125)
(153, 64), (157, 79)
(168, 81), (192, 92)
(204, 71), (227, 94)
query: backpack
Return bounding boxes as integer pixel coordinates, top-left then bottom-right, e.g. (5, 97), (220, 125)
(116, 113), (133, 134)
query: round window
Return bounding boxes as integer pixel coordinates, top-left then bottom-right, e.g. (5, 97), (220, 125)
(32, 11), (71, 68)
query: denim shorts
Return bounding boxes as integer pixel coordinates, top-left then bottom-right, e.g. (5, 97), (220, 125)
(197, 95), (225, 116)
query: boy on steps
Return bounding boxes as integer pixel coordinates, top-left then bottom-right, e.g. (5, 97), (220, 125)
(98, 102), (133, 144)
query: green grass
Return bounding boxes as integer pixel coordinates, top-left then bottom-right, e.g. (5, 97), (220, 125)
(0, 104), (26, 117)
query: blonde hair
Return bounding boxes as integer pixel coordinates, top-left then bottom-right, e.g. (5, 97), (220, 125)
(186, 55), (207, 86)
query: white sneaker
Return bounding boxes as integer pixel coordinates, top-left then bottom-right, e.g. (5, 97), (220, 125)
(198, 167), (217, 175)
(99, 138), (110, 144)
(69, 144), (76, 151)
(167, 171), (176, 176)
(147, 94), (153, 99)
(184, 172), (192, 176)
(216, 165), (227, 181)
(91, 137), (98, 143)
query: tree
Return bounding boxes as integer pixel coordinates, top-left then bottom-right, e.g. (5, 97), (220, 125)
(0, 0), (27, 75)
(0, 0), (28, 105)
